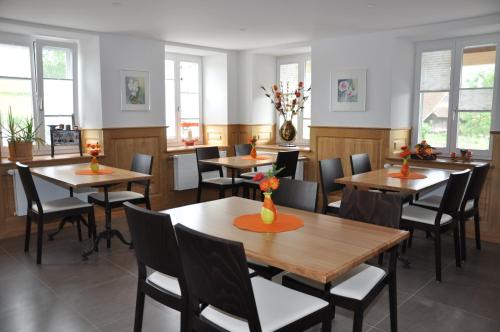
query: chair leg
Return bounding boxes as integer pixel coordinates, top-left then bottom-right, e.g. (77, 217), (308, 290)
(408, 228), (414, 248)
(24, 214), (32, 252)
(133, 285), (145, 332)
(453, 223), (462, 267)
(145, 197), (151, 210)
(219, 187), (225, 199)
(320, 311), (332, 332)
(180, 309), (189, 332)
(76, 217), (83, 242)
(252, 187), (257, 200)
(353, 307), (364, 332)
(434, 230), (442, 282)
(474, 211), (481, 250)
(459, 216), (467, 261)
(378, 253), (384, 266)
(196, 185), (202, 203)
(401, 239), (407, 254)
(36, 216), (44, 264)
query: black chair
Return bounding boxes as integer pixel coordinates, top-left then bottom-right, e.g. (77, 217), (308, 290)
(350, 153), (372, 175)
(283, 188), (402, 332)
(195, 146), (243, 202)
(272, 178), (318, 212)
(123, 202), (188, 332)
(413, 164), (489, 260)
(16, 162), (96, 264)
(86, 153), (153, 251)
(401, 170), (470, 281)
(319, 158), (345, 214)
(174, 223), (331, 332)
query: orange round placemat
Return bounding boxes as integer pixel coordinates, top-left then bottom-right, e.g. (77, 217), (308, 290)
(233, 213), (304, 233)
(75, 169), (114, 175)
(387, 172), (427, 179)
(241, 156), (271, 160)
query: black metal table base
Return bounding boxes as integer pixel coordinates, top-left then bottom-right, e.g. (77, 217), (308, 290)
(48, 215), (89, 242)
(82, 228), (132, 259)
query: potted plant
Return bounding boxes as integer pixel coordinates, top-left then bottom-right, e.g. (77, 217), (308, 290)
(1, 109), (44, 161)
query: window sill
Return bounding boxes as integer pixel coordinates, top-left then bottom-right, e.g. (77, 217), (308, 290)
(166, 144), (228, 153)
(257, 144), (311, 153)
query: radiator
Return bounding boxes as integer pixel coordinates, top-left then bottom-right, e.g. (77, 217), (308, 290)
(173, 151), (227, 190)
(8, 169), (97, 216)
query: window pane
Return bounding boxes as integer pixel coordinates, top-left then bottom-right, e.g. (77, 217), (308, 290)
(419, 92), (449, 148)
(180, 93), (199, 119)
(0, 44), (32, 78)
(457, 112), (491, 151)
(165, 79), (176, 138)
(42, 46), (73, 79)
(458, 88), (493, 111)
(460, 45), (496, 88)
(44, 116), (73, 142)
(279, 63), (298, 93)
(180, 119), (200, 139)
(420, 50), (452, 91)
(180, 61), (199, 93)
(43, 79), (74, 115)
(0, 78), (33, 119)
(302, 119), (311, 140)
(165, 60), (174, 80)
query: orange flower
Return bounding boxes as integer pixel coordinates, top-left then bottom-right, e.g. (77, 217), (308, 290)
(252, 172), (265, 181)
(259, 179), (270, 192)
(90, 150), (99, 157)
(295, 90), (301, 97)
(272, 84), (278, 91)
(268, 177), (279, 190)
(298, 81), (304, 88)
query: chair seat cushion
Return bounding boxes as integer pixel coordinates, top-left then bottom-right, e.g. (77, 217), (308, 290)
(328, 200), (342, 209)
(285, 263), (386, 301)
(417, 195), (474, 211)
(203, 177), (243, 186)
(241, 171), (257, 179)
(200, 276), (328, 332)
(88, 191), (144, 203)
(32, 197), (92, 214)
(147, 272), (181, 296)
(402, 205), (453, 225)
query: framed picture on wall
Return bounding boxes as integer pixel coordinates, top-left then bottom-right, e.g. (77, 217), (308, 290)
(330, 69), (367, 111)
(120, 70), (150, 111)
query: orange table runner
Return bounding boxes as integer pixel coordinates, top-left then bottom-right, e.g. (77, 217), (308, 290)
(75, 169), (114, 175)
(387, 172), (427, 179)
(241, 156), (271, 161)
(233, 213), (304, 233)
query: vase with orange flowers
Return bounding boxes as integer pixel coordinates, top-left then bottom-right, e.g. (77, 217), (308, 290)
(86, 143), (101, 173)
(252, 165), (283, 224)
(249, 136), (257, 158)
(400, 145), (411, 177)
(261, 81), (310, 146)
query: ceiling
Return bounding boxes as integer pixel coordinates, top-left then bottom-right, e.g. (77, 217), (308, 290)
(0, 0), (499, 50)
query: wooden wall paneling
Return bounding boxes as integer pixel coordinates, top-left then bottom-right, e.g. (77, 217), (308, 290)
(251, 124), (276, 145)
(203, 125), (227, 146)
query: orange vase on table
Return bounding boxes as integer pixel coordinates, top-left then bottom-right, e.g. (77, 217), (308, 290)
(90, 156), (100, 173)
(250, 146), (257, 159)
(400, 160), (410, 177)
(260, 192), (277, 224)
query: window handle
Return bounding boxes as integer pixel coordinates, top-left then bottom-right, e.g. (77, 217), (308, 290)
(38, 97), (44, 112)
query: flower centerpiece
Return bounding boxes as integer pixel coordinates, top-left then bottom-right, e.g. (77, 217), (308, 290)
(180, 122), (199, 146)
(399, 145), (412, 177)
(252, 165), (283, 224)
(249, 136), (257, 158)
(86, 142), (101, 173)
(414, 140), (436, 160)
(261, 82), (311, 146)
(460, 149), (473, 161)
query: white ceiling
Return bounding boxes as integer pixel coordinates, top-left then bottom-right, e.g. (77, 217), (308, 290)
(0, 0), (499, 50)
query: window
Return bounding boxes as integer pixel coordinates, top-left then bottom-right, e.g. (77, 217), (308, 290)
(277, 54), (311, 144)
(0, 36), (78, 154)
(414, 35), (498, 158)
(165, 54), (202, 145)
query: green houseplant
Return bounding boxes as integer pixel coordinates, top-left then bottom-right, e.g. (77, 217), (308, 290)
(1, 108), (44, 161)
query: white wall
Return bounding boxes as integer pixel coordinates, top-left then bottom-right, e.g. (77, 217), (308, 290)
(99, 34), (165, 128)
(203, 54), (228, 124)
(389, 38), (414, 129)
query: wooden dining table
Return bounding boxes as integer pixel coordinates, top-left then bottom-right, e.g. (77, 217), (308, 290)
(31, 163), (152, 257)
(335, 166), (453, 194)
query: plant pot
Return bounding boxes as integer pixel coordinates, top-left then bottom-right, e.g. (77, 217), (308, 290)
(279, 120), (296, 143)
(8, 142), (33, 161)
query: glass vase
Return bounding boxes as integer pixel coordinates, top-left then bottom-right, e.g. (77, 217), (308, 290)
(260, 192), (277, 224)
(250, 146), (257, 159)
(401, 160), (410, 177)
(90, 156), (100, 173)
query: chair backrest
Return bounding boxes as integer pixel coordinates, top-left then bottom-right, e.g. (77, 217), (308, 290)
(439, 169), (471, 217)
(339, 187), (402, 229)
(319, 158), (344, 209)
(275, 150), (299, 179)
(272, 178), (318, 212)
(128, 153), (154, 190)
(174, 223), (261, 331)
(350, 153), (372, 175)
(463, 163), (490, 205)
(16, 162), (42, 213)
(234, 143), (252, 156)
(195, 146), (223, 176)
(124, 202), (186, 289)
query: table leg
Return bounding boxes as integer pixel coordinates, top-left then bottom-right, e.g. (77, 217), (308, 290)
(388, 245), (399, 332)
(231, 168), (238, 196)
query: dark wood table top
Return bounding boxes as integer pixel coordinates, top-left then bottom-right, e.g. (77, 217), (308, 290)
(161, 197), (409, 283)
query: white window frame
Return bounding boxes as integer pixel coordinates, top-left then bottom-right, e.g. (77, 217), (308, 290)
(0, 33), (79, 156)
(276, 53), (311, 145)
(165, 53), (203, 146)
(412, 34), (499, 159)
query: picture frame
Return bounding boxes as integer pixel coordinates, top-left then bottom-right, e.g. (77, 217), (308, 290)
(330, 69), (367, 112)
(120, 70), (150, 111)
